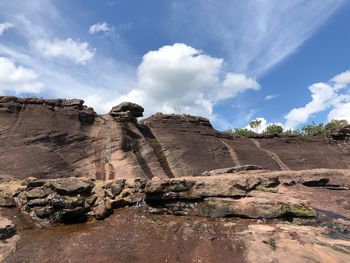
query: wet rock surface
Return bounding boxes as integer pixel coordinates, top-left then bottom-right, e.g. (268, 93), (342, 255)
(1, 207), (349, 263)
(0, 169), (349, 262)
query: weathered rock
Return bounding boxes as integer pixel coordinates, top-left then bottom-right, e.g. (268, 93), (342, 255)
(60, 207), (90, 222)
(241, 224), (350, 263)
(0, 216), (15, 240)
(50, 178), (93, 195)
(26, 188), (47, 199)
(93, 199), (113, 220)
(198, 192), (317, 218)
(109, 102), (144, 121)
(0, 181), (26, 207)
(202, 164), (263, 176)
(62, 99), (84, 109)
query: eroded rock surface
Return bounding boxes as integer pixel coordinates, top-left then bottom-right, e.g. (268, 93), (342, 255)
(1, 96), (350, 182)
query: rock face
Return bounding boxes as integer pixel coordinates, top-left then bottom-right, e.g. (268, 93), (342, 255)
(0, 98), (166, 181)
(0, 96), (349, 182)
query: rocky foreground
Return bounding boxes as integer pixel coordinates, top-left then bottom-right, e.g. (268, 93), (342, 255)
(1, 168), (349, 262)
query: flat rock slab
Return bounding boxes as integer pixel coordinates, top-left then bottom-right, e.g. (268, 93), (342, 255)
(50, 178), (94, 195)
(202, 165), (263, 176)
(199, 192), (317, 218)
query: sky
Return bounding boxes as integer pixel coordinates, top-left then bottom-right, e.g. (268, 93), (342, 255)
(0, 0), (349, 131)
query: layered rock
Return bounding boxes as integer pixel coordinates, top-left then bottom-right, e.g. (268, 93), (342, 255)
(0, 98), (165, 181)
(2, 169), (346, 224)
(144, 169), (348, 218)
(109, 102), (144, 121)
(6, 177), (147, 224)
(1, 96), (350, 182)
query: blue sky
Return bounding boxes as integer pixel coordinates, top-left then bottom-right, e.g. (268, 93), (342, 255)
(0, 0), (349, 130)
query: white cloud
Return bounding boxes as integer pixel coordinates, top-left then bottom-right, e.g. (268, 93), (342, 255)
(0, 57), (43, 94)
(220, 73), (260, 101)
(108, 43), (260, 118)
(264, 94), (278, 100)
(284, 69), (350, 129)
(35, 38), (95, 65)
(330, 70), (350, 89)
(89, 22), (112, 34)
(0, 22), (13, 36)
(327, 102), (350, 122)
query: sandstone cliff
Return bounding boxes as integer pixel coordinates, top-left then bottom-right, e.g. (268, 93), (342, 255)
(0, 96), (349, 181)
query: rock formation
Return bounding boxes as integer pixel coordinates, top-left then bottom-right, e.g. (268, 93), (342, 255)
(0, 96), (349, 182)
(0, 96), (350, 262)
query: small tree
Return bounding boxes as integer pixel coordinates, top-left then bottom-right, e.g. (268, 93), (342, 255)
(250, 119), (262, 133)
(300, 122), (325, 137)
(264, 124), (283, 134)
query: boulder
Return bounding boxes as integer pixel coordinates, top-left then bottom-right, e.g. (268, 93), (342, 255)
(62, 99), (84, 109)
(0, 216), (15, 240)
(50, 178), (94, 195)
(109, 102), (144, 121)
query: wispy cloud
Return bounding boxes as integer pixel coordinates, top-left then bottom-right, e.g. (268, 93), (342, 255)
(0, 22), (13, 36)
(264, 94), (278, 101)
(35, 38), (95, 65)
(171, 0), (344, 76)
(89, 22), (112, 34)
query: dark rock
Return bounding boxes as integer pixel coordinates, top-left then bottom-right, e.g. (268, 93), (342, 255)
(62, 99), (84, 109)
(109, 102), (144, 121)
(61, 207), (90, 222)
(35, 206), (54, 219)
(27, 198), (49, 207)
(0, 216), (16, 240)
(50, 178), (94, 195)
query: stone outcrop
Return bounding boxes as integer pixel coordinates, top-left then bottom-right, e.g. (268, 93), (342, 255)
(144, 169), (349, 218)
(0, 96), (349, 182)
(330, 125), (350, 141)
(109, 102), (144, 121)
(1, 169), (347, 224)
(2, 177), (147, 224)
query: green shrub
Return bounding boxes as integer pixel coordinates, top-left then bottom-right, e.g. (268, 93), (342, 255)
(299, 122), (325, 137)
(264, 124), (283, 134)
(224, 128), (256, 138)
